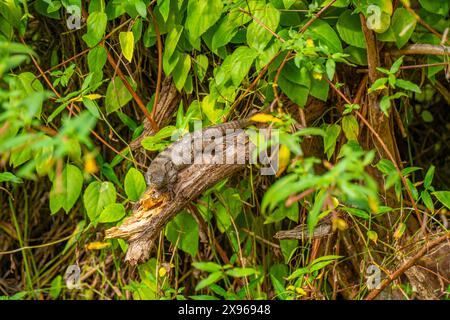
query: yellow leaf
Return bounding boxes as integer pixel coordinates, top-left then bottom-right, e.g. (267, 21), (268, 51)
(276, 144), (291, 176)
(70, 96), (84, 102)
(331, 196), (339, 209)
(119, 31), (134, 62)
(295, 287), (307, 296)
(306, 38), (315, 48)
(249, 113), (282, 123)
(312, 72), (323, 80)
(368, 196), (379, 214)
(393, 223), (406, 240)
(287, 285), (295, 291)
(84, 153), (98, 174)
(86, 242), (111, 250)
(367, 230), (378, 244)
(84, 94), (103, 100)
(158, 266), (167, 278)
(332, 218), (348, 231)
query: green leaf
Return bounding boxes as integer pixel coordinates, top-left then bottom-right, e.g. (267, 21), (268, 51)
(421, 191), (434, 212)
(418, 0), (449, 17)
(433, 191), (450, 210)
(324, 124), (341, 160)
(391, 8), (416, 48)
(82, 12), (107, 47)
(87, 46), (107, 74)
(309, 20), (343, 53)
(215, 46), (258, 89)
(165, 211), (199, 256)
(390, 56), (404, 74)
(158, 0), (171, 22)
(369, 77), (388, 92)
(186, 0), (223, 44)
(246, 2), (280, 51)
(342, 115), (359, 141)
(193, 54), (208, 82)
(380, 95), (391, 116)
(195, 271), (223, 291)
(82, 97), (100, 119)
(163, 25), (183, 75)
(424, 165), (435, 189)
(336, 10), (366, 48)
(192, 262), (222, 273)
(0, 172), (22, 184)
(278, 64), (310, 107)
(421, 110), (433, 123)
(83, 181), (117, 222)
(172, 54), (191, 91)
(50, 164), (83, 214)
(307, 191), (327, 237)
(309, 255), (342, 273)
(50, 276), (62, 299)
(225, 268), (256, 278)
(341, 207), (370, 220)
(98, 203), (126, 223)
(119, 31), (134, 62)
(395, 79), (421, 93)
(124, 167), (146, 201)
(105, 77), (136, 114)
(280, 239), (297, 264)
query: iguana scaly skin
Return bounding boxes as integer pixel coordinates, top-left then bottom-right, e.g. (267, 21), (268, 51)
(145, 118), (253, 197)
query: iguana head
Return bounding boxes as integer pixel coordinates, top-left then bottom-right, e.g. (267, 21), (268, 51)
(146, 160), (178, 191)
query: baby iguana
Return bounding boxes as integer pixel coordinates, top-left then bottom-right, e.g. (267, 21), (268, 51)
(145, 117), (255, 198)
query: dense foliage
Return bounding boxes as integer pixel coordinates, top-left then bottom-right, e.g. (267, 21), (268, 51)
(0, 0), (449, 300)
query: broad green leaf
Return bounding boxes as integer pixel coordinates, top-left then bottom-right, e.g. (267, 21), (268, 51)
(186, 0), (223, 44)
(0, 172), (22, 184)
(421, 191), (434, 212)
(172, 54), (191, 91)
(105, 77), (136, 114)
(395, 79), (421, 93)
(50, 164), (83, 214)
(433, 191), (450, 210)
(158, 0), (171, 21)
(195, 271), (223, 291)
(246, 2), (280, 51)
(280, 239), (297, 264)
(87, 46), (107, 74)
(391, 8), (416, 48)
(192, 262), (222, 273)
(336, 10), (366, 48)
(324, 124), (341, 159)
(418, 0), (449, 17)
(50, 276), (62, 299)
(163, 25), (183, 75)
(124, 167), (146, 201)
(82, 97), (100, 118)
(165, 211), (199, 256)
(83, 181), (117, 222)
(119, 31), (134, 62)
(82, 12), (107, 47)
(98, 203), (126, 223)
(309, 20), (343, 53)
(193, 54), (208, 82)
(342, 115), (359, 140)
